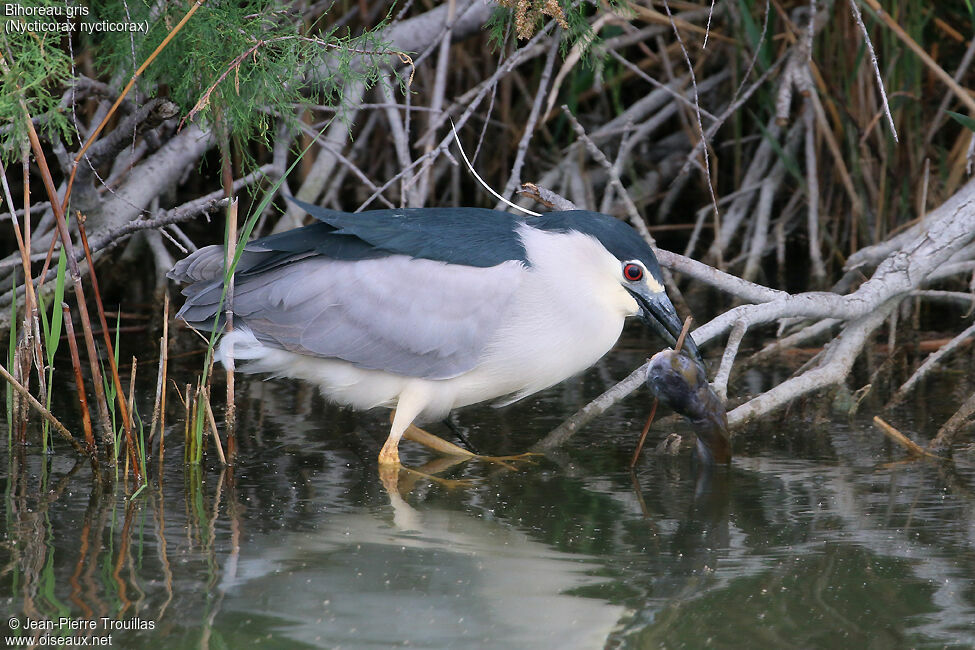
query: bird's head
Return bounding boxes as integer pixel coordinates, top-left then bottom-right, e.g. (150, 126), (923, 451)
(617, 258), (702, 365)
(535, 211), (702, 363)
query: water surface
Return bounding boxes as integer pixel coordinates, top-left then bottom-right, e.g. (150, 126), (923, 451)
(3, 336), (975, 648)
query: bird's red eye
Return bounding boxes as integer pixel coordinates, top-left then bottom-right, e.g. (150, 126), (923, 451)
(623, 263), (644, 282)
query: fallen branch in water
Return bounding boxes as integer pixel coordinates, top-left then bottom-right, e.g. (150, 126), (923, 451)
(873, 416), (941, 460)
(929, 391), (975, 453)
(542, 175), (975, 448)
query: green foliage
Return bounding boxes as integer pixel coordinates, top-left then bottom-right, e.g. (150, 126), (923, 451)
(559, 2), (601, 57)
(947, 110), (975, 133)
(736, 0), (771, 71)
(486, 5), (514, 52)
(100, 310), (122, 476)
(88, 0), (390, 150)
(754, 114), (804, 189)
(36, 237), (68, 446)
(37, 245), (67, 371)
(0, 0), (75, 163)
(1, 0), (392, 165)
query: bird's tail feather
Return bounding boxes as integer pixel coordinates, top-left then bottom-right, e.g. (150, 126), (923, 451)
(167, 244), (226, 284)
(215, 327), (265, 372)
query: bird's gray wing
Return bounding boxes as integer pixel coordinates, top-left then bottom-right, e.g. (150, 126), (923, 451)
(228, 255), (526, 380)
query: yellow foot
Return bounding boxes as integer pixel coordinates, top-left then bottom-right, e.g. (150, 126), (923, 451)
(378, 439), (401, 467)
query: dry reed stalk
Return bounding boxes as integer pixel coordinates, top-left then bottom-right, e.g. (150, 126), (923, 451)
(183, 384), (197, 463)
(223, 192), (238, 464)
(61, 304), (94, 452)
(127, 356), (137, 468)
(1, 156), (47, 406)
(203, 390), (227, 466)
(15, 104), (119, 465)
(13, 342), (30, 444)
(860, 0), (975, 115)
(183, 382), (193, 463)
(629, 400), (659, 469)
(150, 294), (169, 462)
(872, 416), (940, 459)
(78, 216), (140, 479)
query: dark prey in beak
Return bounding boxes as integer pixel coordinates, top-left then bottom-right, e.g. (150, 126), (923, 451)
(645, 349), (731, 466)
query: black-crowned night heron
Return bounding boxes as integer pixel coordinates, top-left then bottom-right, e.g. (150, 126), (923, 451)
(170, 198), (699, 466)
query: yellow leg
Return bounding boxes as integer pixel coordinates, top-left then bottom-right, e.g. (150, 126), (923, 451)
(380, 388), (429, 466)
(403, 424), (475, 458)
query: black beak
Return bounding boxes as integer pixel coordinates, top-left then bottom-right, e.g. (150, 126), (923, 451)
(630, 289), (702, 364)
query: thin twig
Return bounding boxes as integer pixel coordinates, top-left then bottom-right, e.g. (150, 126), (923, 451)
(62, 303), (94, 452)
(890, 319), (975, 406)
(561, 106), (653, 242)
(518, 182), (578, 211)
(497, 37), (560, 207)
(127, 357), (139, 486)
(606, 50), (718, 122)
(0, 128), (46, 413)
(414, 0), (456, 206)
(859, 0), (975, 114)
(847, 0), (898, 141)
(378, 74), (417, 206)
(223, 192), (238, 463)
(660, 0), (721, 235)
(149, 294), (169, 452)
(629, 400), (658, 469)
(929, 390), (975, 452)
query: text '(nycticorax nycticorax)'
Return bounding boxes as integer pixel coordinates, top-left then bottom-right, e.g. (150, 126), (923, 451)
(170, 198), (699, 466)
